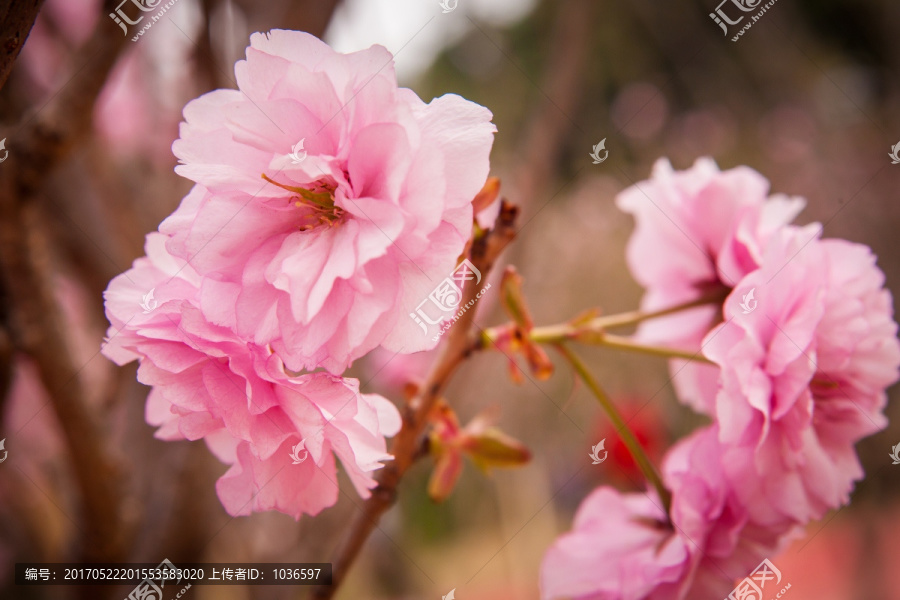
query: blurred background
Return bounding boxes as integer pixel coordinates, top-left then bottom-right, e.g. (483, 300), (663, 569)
(2, 0), (900, 598)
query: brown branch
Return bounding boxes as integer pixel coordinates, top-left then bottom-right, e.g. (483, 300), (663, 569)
(0, 0), (45, 93)
(0, 1), (131, 567)
(0, 316), (12, 429)
(11, 2), (128, 198)
(0, 197), (126, 563)
(196, 0), (225, 91)
(509, 0), (596, 208)
(313, 202), (519, 599)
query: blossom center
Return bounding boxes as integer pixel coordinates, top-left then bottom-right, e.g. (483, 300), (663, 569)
(262, 173), (345, 231)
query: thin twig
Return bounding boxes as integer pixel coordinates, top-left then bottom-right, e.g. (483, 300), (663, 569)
(555, 343), (672, 516)
(521, 290), (726, 344)
(582, 332), (714, 363)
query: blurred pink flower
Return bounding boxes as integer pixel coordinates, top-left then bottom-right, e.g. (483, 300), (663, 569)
(616, 158), (804, 413)
(162, 29), (496, 374)
(1, 358), (65, 481)
(17, 0), (100, 96)
(102, 234), (401, 519)
(94, 46), (188, 162)
(705, 226), (900, 526)
(541, 428), (793, 600)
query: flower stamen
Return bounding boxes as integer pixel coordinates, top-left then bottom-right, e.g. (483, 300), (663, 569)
(261, 173), (344, 230)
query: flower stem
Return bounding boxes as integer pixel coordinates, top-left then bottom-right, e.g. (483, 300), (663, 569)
(583, 333), (713, 363)
(527, 292), (724, 344)
(555, 343), (672, 516)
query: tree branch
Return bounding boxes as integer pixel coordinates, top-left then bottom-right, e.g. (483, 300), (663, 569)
(0, 197), (126, 562)
(0, 1), (131, 566)
(313, 202), (519, 599)
(10, 2), (128, 198)
(509, 0), (595, 208)
(0, 0), (45, 93)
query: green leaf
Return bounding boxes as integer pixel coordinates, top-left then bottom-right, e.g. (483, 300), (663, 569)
(461, 427), (531, 472)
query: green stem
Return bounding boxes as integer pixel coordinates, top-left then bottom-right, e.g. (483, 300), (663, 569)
(528, 292), (723, 344)
(556, 343), (672, 517)
(587, 333), (713, 363)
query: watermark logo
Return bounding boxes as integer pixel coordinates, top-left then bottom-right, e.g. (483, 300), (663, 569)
(710, 0), (760, 34)
(726, 558), (790, 600)
(0, 439), (7, 463)
(439, 0), (458, 13)
(711, 0), (778, 41)
(589, 139), (608, 164)
(141, 288), (158, 314)
(589, 439), (608, 464)
(442, 589), (456, 600)
(109, 0), (162, 35)
(289, 138), (308, 164)
(111, 0), (182, 41)
(125, 558), (191, 600)
(889, 142), (900, 165)
(0, 138), (8, 163)
(289, 440), (308, 465)
(739, 288), (757, 314)
(890, 443), (900, 465)
(410, 259), (491, 341)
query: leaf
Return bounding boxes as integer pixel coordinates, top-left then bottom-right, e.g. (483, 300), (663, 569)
(507, 356), (525, 385)
(523, 340), (554, 381)
(472, 176), (501, 214)
(427, 399), (461, 440)
(428, 450), (464, 502)
(500, 266), (534, 331)
(461, 427), (531, 472)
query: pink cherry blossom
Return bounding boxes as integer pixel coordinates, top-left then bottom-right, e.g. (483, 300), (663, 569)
(704, 226), (900, 526)
(541, 427), (794, 600)
(660, 427), (797, 598)
(540, 487), (686, 600)
(616, 158), (804, 413)
(161, 29), (496, 374)
(103, 233), (401, 519)
(545, 163), (898, 599)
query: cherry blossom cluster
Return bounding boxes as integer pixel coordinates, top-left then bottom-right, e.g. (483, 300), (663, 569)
(541, 158), (900, 599)
(99, 27), (897, 596)
(102, 30), (496, 519)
